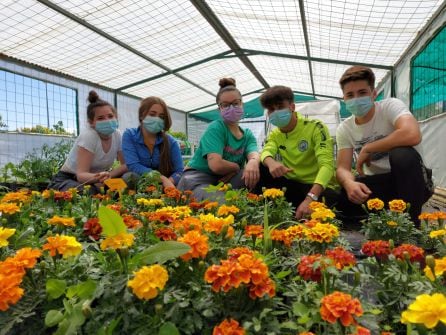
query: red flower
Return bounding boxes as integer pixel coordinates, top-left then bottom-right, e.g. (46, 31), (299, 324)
(213, 318), (245, 335)
(83, 218), (102, 240)
(155, 227), (177, 241)
(325, 247), (356, 270)
(361, 240), (391, 260)
(298, 254), (324, 282)
(392, 244), (424, 263)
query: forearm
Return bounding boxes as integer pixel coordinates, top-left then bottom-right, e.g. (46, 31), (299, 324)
(76, 171), (100, 184)
(364, 129), (421, 153)
(336, 167), (355, 188)
(110, 164), (127, 178)
(209, 158), (240, 175)
(262, 156), (276, 168)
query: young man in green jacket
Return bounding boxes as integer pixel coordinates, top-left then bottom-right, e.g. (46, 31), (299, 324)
(258, 85), (336, 220)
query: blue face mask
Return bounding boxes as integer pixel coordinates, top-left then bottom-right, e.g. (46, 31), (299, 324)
(269, 108), (292, 128)
(95, 119), (118, 136)
(345, 96), (373, 117)
(143, 116), (165, 134)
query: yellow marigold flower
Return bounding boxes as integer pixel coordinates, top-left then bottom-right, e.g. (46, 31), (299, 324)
(304, 223), (339, 243)
(387, 221), (397, 227)
(263, 188), (284, 199)
(367, 198), (384, 211)
(0, 203), (20, 215)
(154, 205), (191, 220)
(1, 191), (31, 204)
(47, 215), (76, 227)
(218, 184), (229, 192)
(177, 231), (209, 261)
(310, 208), (336, 222)
(0, 228), (16, 247)
(100, 232), (135, 250)
(127, 264), (168, 300)
(430, 229), (446, 238)
(42, 235), (82, 258)
(309, 201), (327, 211)
(401, 293), (446, 329)
(388, 199), (406, 213)
(136, 198), (164, 207)
(217, 205), (240, 217)
(424, 257), (446, 281)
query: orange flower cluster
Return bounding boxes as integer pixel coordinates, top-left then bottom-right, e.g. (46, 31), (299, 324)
(155, 227), (177, 241)
(106, 203), (126, 214)
(304, 222), (339, 243)
(83, 218), (102, 240)
(244, 225), (263, 239)
(299, 332), (316, 335)
(0, 203), (21, 215)
(204, 217), (234, 238)
(325, 247), (357, 270)
(388, 199), (406, 213)
(204, 249), (275, 299)
(143, 210), (176, 224)
(310, 207), (336, 222)
(47, 215), (76, 227)
(392, 244), (424, 263)
(163, 186), (182, 201)
(350, 326), (371, 335)
(171, 217), (202, 233)
(227, 247), (254, 260)
(217, 205), (240, 217)
(247, 193), (261, 202)
(419, 211), (446, 222)
(204, 201), (219, 211)
(320, 291), (363, 326)
(366, 198), (384, 211)
(361, 240), (391, 260)
(43, 235), (82, 258)
(42, 189), (73, 201)
(100, 232), (134, 250)
(1, 190), (31, 204)
(91, 193), (110, 200)
(271, 225), (306, 247)
(122, 214), (142, 229)
(212, 318), (245, 335)
(0, 247), (41, 311)
(177, 231), (209, 261)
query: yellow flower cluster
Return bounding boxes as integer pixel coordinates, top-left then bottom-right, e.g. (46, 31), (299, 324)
(127, 264), (168, 300)
(262, 188), (284, 199)
(424, 256), (446, 281)
(42, 235), (82, 258)
(217, 205), (240, 217)
(304, 222), (339, 243)
(1, 191), (31, 204)
(100, 232), (135, 250)
(387, 221), (397, 227)
(310, 208), (335, 222)
(429, 229), (446, 238)
(47, 215), (76, 227)
(388, 199), (406, 213)
(0, 228), (16, 247)
(0, 203), (21, 215)
(199, 213), (234, 225)
(136, 198), (164, 207)
(367, 198), (384, 211)
(154, 205), (192, 220)
(401, 293), (446, 329)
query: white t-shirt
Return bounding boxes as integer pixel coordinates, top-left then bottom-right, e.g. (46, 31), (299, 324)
(61, 126), (122, 174)
(336, 98), (412, 175)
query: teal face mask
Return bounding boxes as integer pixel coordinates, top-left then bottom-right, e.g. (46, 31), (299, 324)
(345, 96), (373, 117)
(269, 108), (292, 128)
(143, 116), (165, 134)
(95, 119), (118, 136)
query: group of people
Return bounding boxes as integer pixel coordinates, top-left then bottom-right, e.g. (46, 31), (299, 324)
(49, 65), (432, 226)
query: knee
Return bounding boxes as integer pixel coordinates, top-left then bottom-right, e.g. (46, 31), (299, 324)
(389, 147), (420, 168)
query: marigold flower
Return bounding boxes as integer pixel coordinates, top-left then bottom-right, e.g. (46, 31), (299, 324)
(155, 227), (177, 241)
(388, 199), (406, 213)
(424, 256), (446, 281)
(227, 247), (254, 260)
(107, 204), (124, 214)
(361, 240), (391, 260)
(430, 229), (446, 238)
(310, 207), (336, 222)
(163, 186), (181, 201)
(350, 326), (371, 335)
(0, 273), (24, 311)
(304, 223), (339, 243)
(320, 291), (363, 326)
(213, 318), (245, 335)
(249, 276), (276, 299)
(137, 198), (164, 207)
(146, 185), (157, 192)
(367, 198), (384, 211)
(217, 205), (240, 217)
(42, 235), (82, 258)
(387, 221), (397, 227)
(127, 264), (168, 300)
(1, 191), (31, 204)
(83, 218), (102, 240)
(244, 225), (263, 238)
(392, 244), (424, 263)
(48, 215), (76, 227)
(100, 232), (135, 250)
(178, 231), (209, 261)
(298, 254), (324, 282)
(204, 218), (234, 238)
(172, 216), (203, 233)
(401, 293), (446, 328)
(299, 332), (316, 335)
(10, 248), (42, 271)
(0, 227), (16, 247)
(325, 247), (356, 270)
(0, 203), (21, 215)
(204, 201), (219, 211)
(263, 188), (284, 199)
(247, 193), (261, 202)
(286, 225), (306, 240)
(309, 201), (327, 211)
(122, 214), (142, 229)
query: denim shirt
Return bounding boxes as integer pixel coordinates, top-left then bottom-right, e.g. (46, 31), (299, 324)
(122, 127), (183, 184)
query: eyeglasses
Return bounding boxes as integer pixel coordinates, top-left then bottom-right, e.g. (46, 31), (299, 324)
(219, 99), (242, 109)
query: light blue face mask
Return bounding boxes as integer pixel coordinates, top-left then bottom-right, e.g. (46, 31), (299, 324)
(269, 108), (292, 128)
(345, 96), (373, 117)
(95, 119), (118, 136)
(143, 116), (165, 134)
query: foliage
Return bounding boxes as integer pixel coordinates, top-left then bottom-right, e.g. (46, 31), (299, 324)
(20, 121), (73, 136)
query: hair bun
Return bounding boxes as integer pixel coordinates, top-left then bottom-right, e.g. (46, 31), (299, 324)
(218, 77), (236, 89)
(88, 90), (100, 103)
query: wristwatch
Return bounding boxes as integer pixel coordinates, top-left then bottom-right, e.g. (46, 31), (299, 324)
(306, 192), (319, 201)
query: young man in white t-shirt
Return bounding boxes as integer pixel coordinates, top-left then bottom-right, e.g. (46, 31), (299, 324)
(335, 65), (429, 226)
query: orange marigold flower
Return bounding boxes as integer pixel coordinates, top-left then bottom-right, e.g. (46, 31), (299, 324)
(204, 218), (234, 238)
(286, 225), (306, 240)
(172, 217), (202, 233)
(204, 201), (219, 211)
(388, 199), (406, 213)
(178, 231), (209, 261)
(320, 291), (363, 326)
(435, 211), (446, 220)
(217, 205), (240, 217)
(92, 193), (110, 200)
(367, 198), (384, 211)
(309, 201), (327, 210)
(122, 214), (142, 229)
(247, 193), (261, 202)
(48, 215), (76, 227)
(350, 326), (371, 335)
(83, 218), (102, 240)
(249, 276), (276, 299)
(244, 225), (263, 238)
(298, 254), (324, 282)
(155, 227), (177, 241)
(11, 248), (41, 270)
(164, 186), (181, 201)
(213, 318), (245, 335)
(1, 191), (31, 204)
(299, 332), (316, 335)
(304, 219), (320, 228)
(325, 247), (356, 270)
(189, 201), (206, 210)
(392, 244), (424, 263)
(0, 273), (24, 311)
(42, 235), (82, 258)
(107, 204), (124, 214)
(0, 203), (21, 215)
(205, 260), (249, 292)
(100, 232), (135, 250)
(361, 240), (391, 260)
(227, 247), (254, 260)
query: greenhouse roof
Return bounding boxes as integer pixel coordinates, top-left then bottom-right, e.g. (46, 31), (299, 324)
(1, 0), (444, 115)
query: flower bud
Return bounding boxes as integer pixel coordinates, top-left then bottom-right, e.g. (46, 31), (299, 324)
(388, 239), (394, 250)
(82, 300), (92, 318)
(425, 255), (436, 275)
(155, 304), (163, 315)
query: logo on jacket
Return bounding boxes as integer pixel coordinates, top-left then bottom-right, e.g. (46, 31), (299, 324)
(298, 140), (308, 152)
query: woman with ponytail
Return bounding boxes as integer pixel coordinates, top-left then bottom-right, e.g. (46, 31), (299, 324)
(48, 90), (127, 193)
(122, 96), (183, 189)
(177, 78), (260, 201)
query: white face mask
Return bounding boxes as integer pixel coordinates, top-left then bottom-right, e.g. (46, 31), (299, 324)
(345, 96), (373, 117)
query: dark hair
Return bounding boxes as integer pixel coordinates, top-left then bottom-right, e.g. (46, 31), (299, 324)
(216, 77), (242, 104)
(138, 96), (173, 177)
(259, 85), (294, 109)
(86, 90), (116, 122)
(339, 66), (375, 90)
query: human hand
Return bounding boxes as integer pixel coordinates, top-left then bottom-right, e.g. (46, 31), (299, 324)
(242, 159), (260, 190)
(356, 147), (372, 176)
(345, 181), (372, 204)
(295, 197), (312, 220)
(160, 175), (175, 189)
(95, 171), (111, 183)
(268, 161), (293, 178)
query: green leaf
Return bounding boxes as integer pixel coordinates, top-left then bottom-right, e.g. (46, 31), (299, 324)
(280, 321), (298, 330)
(292, 302), (309, 316)
(275, 270), (292, 279)
(159, 322), (179, 335)
(66, 280), (97, 299)
(368, 308), (383, 315)
(130, 241), (190, 266)
(98, 206), (126, 237)
(297, 314), (311, 324)
(45, 310), (64, 327)
(46, 279), (67, 299)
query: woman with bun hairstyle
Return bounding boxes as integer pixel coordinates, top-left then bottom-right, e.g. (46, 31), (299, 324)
(122, 96), (183, 189)
(177, 78), (260, 201)
(48, 90), (127, 193)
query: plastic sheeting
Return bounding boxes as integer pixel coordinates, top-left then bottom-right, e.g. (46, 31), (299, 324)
(294, 99), (341, 137)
